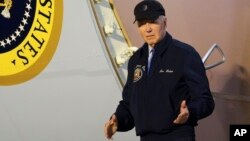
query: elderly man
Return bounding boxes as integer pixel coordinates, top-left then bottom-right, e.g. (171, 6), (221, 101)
(104, 1), (214, 141)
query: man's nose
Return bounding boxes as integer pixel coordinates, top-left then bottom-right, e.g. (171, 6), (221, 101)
(145, 23), (152, 32)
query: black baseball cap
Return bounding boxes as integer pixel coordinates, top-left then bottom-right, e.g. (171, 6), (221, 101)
(133, 0), (165, 23)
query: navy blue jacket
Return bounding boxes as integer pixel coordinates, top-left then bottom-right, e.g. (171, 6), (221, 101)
(115, 33), (214, 136)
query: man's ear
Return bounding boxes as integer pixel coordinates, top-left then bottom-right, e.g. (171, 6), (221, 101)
(164, 17), (167, 26)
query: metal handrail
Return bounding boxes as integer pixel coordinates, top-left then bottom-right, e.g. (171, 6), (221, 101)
(202, 43), (226, 70)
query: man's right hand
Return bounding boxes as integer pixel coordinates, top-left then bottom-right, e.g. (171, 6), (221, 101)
(104, 114), (118, 140)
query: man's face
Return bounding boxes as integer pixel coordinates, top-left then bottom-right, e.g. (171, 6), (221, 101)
(137, 16), (166, 47)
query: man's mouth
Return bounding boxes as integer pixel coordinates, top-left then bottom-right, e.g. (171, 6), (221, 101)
(146, 35), (154, 38)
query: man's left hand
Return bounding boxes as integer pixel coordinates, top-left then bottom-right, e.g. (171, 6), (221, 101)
(173, 100), (189, 124)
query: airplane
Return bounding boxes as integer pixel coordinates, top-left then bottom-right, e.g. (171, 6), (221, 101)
(0, 0), (249, 141)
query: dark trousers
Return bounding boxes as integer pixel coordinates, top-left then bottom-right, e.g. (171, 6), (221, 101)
(140, 126), (195, 141)
(140, 135), (195, 141)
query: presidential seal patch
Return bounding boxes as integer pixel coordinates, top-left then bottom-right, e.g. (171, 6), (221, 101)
(0, 0), (63, 85)
(133, 65), (145, 82)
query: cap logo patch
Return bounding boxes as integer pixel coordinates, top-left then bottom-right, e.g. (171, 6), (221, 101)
(143, 4), (148, 11)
